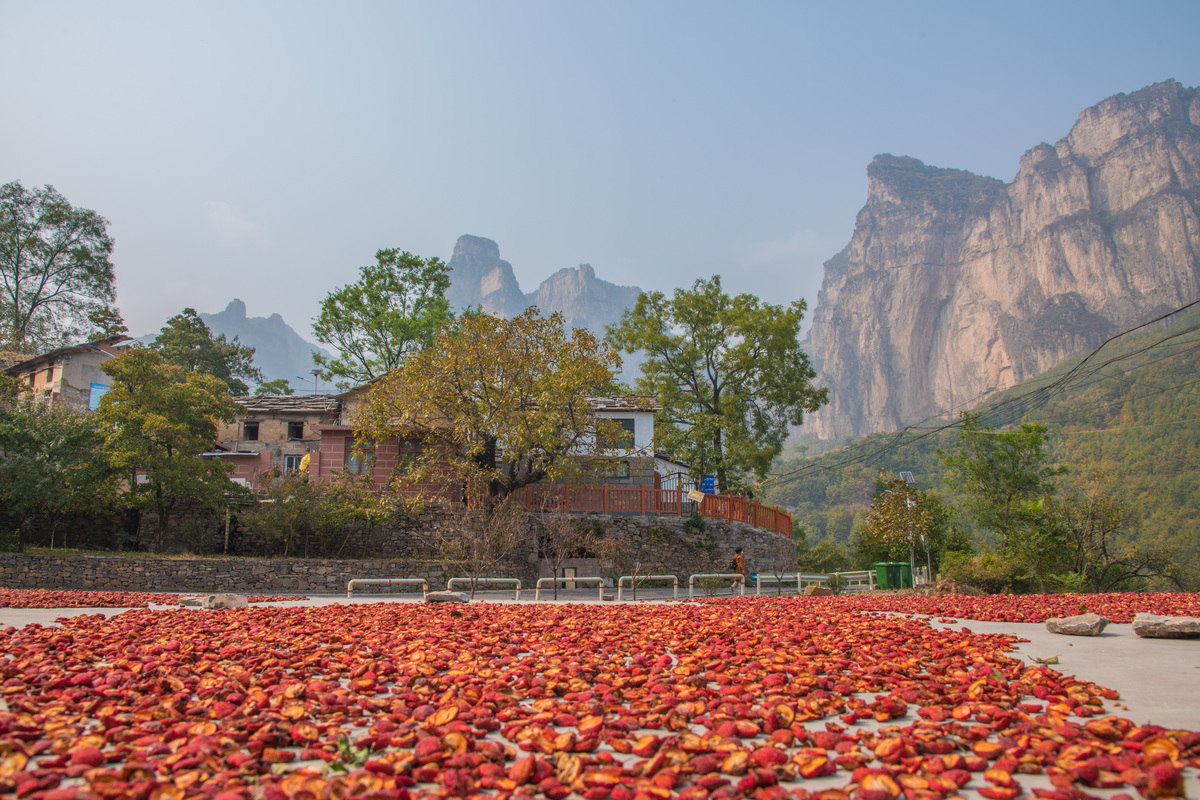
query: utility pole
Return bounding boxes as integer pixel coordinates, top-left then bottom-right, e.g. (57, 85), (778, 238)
(900, 471), (916, 587)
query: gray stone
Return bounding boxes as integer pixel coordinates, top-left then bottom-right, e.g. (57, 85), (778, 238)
(199, 594), (249, 609)
(1046, 613), (1109, 636)
(1132, 613), (1200, 639)
(425, 591), (470, 604)
(177, 596), (205, 607)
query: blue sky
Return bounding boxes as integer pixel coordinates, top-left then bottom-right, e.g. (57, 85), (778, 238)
(2, 1), (1197, 342)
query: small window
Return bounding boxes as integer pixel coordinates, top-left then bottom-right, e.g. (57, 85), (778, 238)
(601, 418), (637, 449)
(26, 374), (34, 387)
(604, 461), (631, 479)
(243, 421), (259, 441)
(399, 439), (424, 473)
(46, 366), (54, 383)
(287, 421), (304, 440)
(283, 455), (303, 474)
(346, 439), (374, 475)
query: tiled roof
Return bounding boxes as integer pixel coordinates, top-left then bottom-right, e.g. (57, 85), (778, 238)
(585, 395), (662, 412)
(234, 394), (341, 413)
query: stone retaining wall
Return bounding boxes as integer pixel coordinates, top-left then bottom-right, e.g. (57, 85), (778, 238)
(2, 514), (796, 594)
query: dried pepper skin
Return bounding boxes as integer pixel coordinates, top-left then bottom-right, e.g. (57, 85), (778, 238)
(0, 596), (1195, 799)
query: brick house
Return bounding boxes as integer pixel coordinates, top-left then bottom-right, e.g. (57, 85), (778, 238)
(210, 394), (341, 486)
(3, 336), (130, 409)
(209, 390), (662, 495)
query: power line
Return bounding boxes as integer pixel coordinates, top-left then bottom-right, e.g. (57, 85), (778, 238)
(766, 299), (1200, 490)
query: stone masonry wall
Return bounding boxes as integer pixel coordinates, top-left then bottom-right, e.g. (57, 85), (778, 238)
(2, 514), (797, 594)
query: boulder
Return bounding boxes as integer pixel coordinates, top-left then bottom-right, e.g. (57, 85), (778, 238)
(1046, 613), (1109, 636)
(804, 586), (834, 597)
(426, 591), (470, 604)
(1132, 613), (1200, 639)
(200, 594), (249, 609)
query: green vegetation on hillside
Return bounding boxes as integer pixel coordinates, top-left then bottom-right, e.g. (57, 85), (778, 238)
(768, 304), (1200, 588)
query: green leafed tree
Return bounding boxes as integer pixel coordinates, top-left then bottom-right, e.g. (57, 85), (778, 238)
(97, 348), (245, 552)
(0, 181), (117, 352)
(312, 248), (453, 388)
(153, 308), (264, 395)
(940, 411), (1066, 551)
(853, 472), (962, 577)
(0, 398), (118, 551)
(607, 275), (826, 494)
(254, 378), (293, 396)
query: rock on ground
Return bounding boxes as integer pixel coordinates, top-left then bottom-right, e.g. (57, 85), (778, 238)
(1046, 613), (1110, 636)
(804, 586), (834, 597)
(1132, 612), (1200, 639)
(426, 591), (470, 604)
(197, 594), (249, 609)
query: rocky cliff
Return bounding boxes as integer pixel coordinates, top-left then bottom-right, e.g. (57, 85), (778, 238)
(805, 80), (1200, 441)
(445, 234), (642, 336)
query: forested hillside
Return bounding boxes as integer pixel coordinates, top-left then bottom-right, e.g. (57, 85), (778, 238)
(768, 304), (1200, 584)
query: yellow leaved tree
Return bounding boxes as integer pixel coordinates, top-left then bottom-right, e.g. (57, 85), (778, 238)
(354, 308), (624, 592)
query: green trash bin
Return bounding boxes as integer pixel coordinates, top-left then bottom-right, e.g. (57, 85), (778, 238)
(873, 562), (913, 590)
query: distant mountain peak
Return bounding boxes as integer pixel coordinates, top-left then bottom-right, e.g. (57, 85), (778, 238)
(444, 235), (643, 337)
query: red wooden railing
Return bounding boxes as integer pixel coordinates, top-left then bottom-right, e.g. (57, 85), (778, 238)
(517, 484), (792, 537)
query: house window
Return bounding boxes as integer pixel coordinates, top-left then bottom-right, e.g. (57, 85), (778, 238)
(243, 421), (259, 441)
(604, 461), (631, 479)
(287, 421), (304, 440)
(283, 455), (303, 474)
(346, 439), (374, 475)
(601, 418), (637, 449)
(45, 366), (54, 383)
(399, 440), (424, 473)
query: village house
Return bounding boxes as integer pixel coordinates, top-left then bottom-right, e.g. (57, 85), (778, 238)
(210, 394), (342, 486)
(209, 390), (664, 494)
(3, 336), (130, 409)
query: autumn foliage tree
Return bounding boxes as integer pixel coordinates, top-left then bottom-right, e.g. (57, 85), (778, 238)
(97, 348), (245, 552)
(355, 308), (623, 510)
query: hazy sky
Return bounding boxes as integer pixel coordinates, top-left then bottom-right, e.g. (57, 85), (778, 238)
(3, 2), (1198, 344)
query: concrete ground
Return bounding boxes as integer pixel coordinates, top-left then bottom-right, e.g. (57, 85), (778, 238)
(2, 591), (1197, 798)
(3, 590), (1197, 730)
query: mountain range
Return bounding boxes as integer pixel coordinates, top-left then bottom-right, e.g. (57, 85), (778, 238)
(141, 238), (642, 390)
(445, 234), (642, 335)
(804, 79), (1200, 441)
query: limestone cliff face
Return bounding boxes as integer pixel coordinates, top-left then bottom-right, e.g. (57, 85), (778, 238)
(445, 235), (642, 337)
(806, 80), (1200, 441)
(445, 235), (527, 318)
(525, 264), (642, 332)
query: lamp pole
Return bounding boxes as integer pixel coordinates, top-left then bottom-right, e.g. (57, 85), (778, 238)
(295, 371), (320, 395)
(899, 471), (917, 587)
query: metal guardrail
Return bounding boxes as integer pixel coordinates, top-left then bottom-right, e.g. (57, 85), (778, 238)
(534, 576), (605, 602)
(688, 573), (745, 598)
(616, 574), (678, 602)
(346, 578), (428, 598)
(446, 577), (522, 600)
(755, 573), (800, 595)
(829, 570), (876, 592)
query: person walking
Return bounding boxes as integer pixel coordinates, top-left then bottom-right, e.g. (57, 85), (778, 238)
(731, 547), (747, 593)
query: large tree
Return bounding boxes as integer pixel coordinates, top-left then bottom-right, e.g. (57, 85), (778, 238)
(607, 275), (826, 494)
(153, 308), (263, 395)
(355, 308), (622, 510)
(313, 248), (453, 388)
(0, 181), (117, 352)
(940, 411), (1066, 551)
(97, 348), (244, 552)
